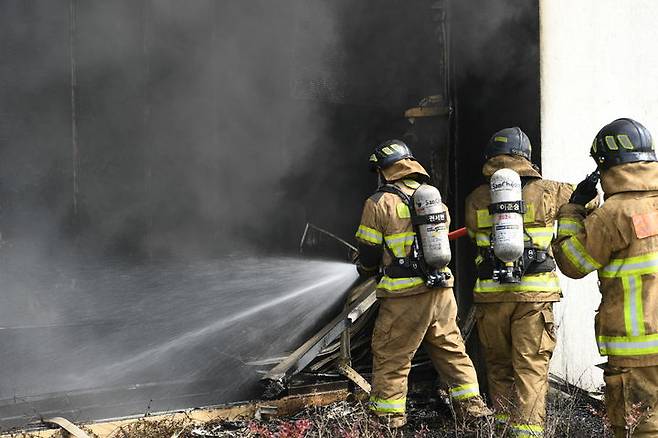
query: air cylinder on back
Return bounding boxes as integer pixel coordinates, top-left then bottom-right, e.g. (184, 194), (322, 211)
(412, 184), (451, 269)
(490, 169), (525, 263)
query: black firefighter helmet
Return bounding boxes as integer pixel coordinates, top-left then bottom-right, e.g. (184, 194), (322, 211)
(591, 118), (656, 169)
(369, 139), (415, 171)
(484, 127), (532, 161)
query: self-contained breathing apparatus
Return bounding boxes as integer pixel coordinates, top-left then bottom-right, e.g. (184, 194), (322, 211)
(482, 169), (555, 284)
(377, 182), (452, 288)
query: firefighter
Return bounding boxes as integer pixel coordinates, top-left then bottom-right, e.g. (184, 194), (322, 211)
(354, 139), (490, 428)
(552, 118), (658, 437)
(464, 127), (576, 437)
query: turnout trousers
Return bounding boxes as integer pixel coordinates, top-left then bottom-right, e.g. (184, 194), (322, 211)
(370, 287), (482, 426)
(476, 302), (556, 437)
(604, 365), (658, 437)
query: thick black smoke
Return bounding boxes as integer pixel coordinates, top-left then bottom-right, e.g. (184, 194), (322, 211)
(0, 0), (449, 259)
(0, 0), (542, 426)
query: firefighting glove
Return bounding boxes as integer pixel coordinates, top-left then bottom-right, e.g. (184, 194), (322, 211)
(570, 171), (600, 206)
(353, 244), (382, 278)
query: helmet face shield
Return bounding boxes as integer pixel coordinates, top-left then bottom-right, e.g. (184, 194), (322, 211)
(591, 118), (656, 169)
(369, 139), (415, 171)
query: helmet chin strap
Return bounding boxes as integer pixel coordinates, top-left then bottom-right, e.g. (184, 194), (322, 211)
(376, 171), (387, 188)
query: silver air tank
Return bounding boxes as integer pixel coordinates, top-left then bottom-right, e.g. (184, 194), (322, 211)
(412, 184), (451, 269)
(490, 169), (525, 263)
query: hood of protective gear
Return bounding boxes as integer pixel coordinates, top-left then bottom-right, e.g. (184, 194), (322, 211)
(381, 158), (430, 182)
(482, 155), (541, 180)
(600, 161), (658, 198)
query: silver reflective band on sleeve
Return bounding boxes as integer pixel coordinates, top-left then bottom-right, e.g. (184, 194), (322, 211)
(560, 237), (601, 274)
(356, 225), (383, 244)
(557, 219), (583, 237)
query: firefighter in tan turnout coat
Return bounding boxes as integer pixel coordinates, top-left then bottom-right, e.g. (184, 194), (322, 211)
(465, 127), (575, 437)
(354, 139), (490, 428)
(552, 118), (658, 437)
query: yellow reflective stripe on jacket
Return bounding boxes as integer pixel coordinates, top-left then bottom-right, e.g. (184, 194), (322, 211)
(396, 203), (411, 219)
(600, 251), (658, 278)
(475, 232), (490, 247)
(474, 273), (560, 293)
(402, 179), (420, 189)
(559, 236), (602, 275)
(525, 226), (554, 249)
(476, 204), (536, 228)
(449, 383), (479, 400)
(369, 396), (406, 413)
(557, 218), (584, 238)
(378, 275), (424, 291)
(622, 275), (645, 337)
(597, 333), (658, 356)
(476, 209), (493, 228)
(384, 232), (415, 257)
(510, 423), (544, 437)
(356, 225), (383, 244)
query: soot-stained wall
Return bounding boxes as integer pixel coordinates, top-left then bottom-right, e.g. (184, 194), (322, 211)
(0, 0), (447, 259)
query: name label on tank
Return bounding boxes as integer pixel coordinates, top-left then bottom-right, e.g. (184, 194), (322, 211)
(489, 200), (526, 215)
(413, 212), (447, 225)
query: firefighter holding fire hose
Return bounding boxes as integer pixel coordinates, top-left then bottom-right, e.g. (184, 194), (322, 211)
(552, 118), (658, 437)
(353, 140), (491, 428)
(464, 127), (579, 437)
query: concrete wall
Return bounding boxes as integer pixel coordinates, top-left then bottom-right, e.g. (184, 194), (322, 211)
(540, 0), (658, 391)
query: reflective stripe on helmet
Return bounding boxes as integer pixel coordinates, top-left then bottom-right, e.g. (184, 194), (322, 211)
(356, 225), (383, 245)
(559, 236), (602, 275)
(474, 272), (560, 293)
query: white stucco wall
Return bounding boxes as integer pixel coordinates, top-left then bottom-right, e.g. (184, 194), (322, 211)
(540, 0), (658, 391)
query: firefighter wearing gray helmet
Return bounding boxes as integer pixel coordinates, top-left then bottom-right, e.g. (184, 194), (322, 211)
(553, 118), (658, 437)
(465, 127), (579, 436)
(355, 139), (490, 428)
